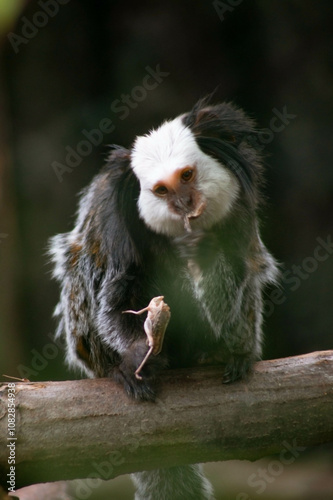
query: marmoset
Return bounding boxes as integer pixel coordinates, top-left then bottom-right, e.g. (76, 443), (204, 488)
(49, 96), (278, 500)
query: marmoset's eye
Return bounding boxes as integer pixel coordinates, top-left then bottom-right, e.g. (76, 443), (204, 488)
(153, 185), (168, 197)
(181, 169), (194, 182)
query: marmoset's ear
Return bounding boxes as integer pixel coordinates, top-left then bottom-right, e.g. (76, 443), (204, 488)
(183, 96), (262, 207)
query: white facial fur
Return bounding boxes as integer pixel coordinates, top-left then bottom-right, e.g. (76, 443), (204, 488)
(131, 117), (240, 237)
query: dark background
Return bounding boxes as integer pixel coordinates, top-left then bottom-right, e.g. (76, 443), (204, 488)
(0, 1), (332, 498)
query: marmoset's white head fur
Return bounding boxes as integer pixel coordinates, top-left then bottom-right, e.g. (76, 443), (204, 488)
(131, 116), (240, 237)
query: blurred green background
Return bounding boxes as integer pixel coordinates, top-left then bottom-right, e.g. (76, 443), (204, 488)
(0, 0), (332, 498)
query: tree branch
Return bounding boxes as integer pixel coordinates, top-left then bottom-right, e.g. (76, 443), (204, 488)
(0, 351), (332, 489)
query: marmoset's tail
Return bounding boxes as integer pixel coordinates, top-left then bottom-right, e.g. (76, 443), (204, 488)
(132, 464), (215, 500)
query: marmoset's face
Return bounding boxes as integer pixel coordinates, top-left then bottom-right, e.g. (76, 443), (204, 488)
(131, 116), (240, 237)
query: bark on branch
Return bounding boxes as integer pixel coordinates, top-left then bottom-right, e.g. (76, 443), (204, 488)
(0, 350), (333, 489)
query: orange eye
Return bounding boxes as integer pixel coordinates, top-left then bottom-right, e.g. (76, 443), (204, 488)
(181, 169), (194, 182)
(153, 185), (168, 197)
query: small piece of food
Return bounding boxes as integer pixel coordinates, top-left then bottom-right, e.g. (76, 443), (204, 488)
(123, 296), (171, 379)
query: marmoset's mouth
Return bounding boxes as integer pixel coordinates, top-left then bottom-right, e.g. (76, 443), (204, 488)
(189, 199), (206, 218)
(183, 200), (206, 232)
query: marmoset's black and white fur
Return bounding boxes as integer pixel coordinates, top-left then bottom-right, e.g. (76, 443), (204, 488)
(49, 97), (278, 500)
